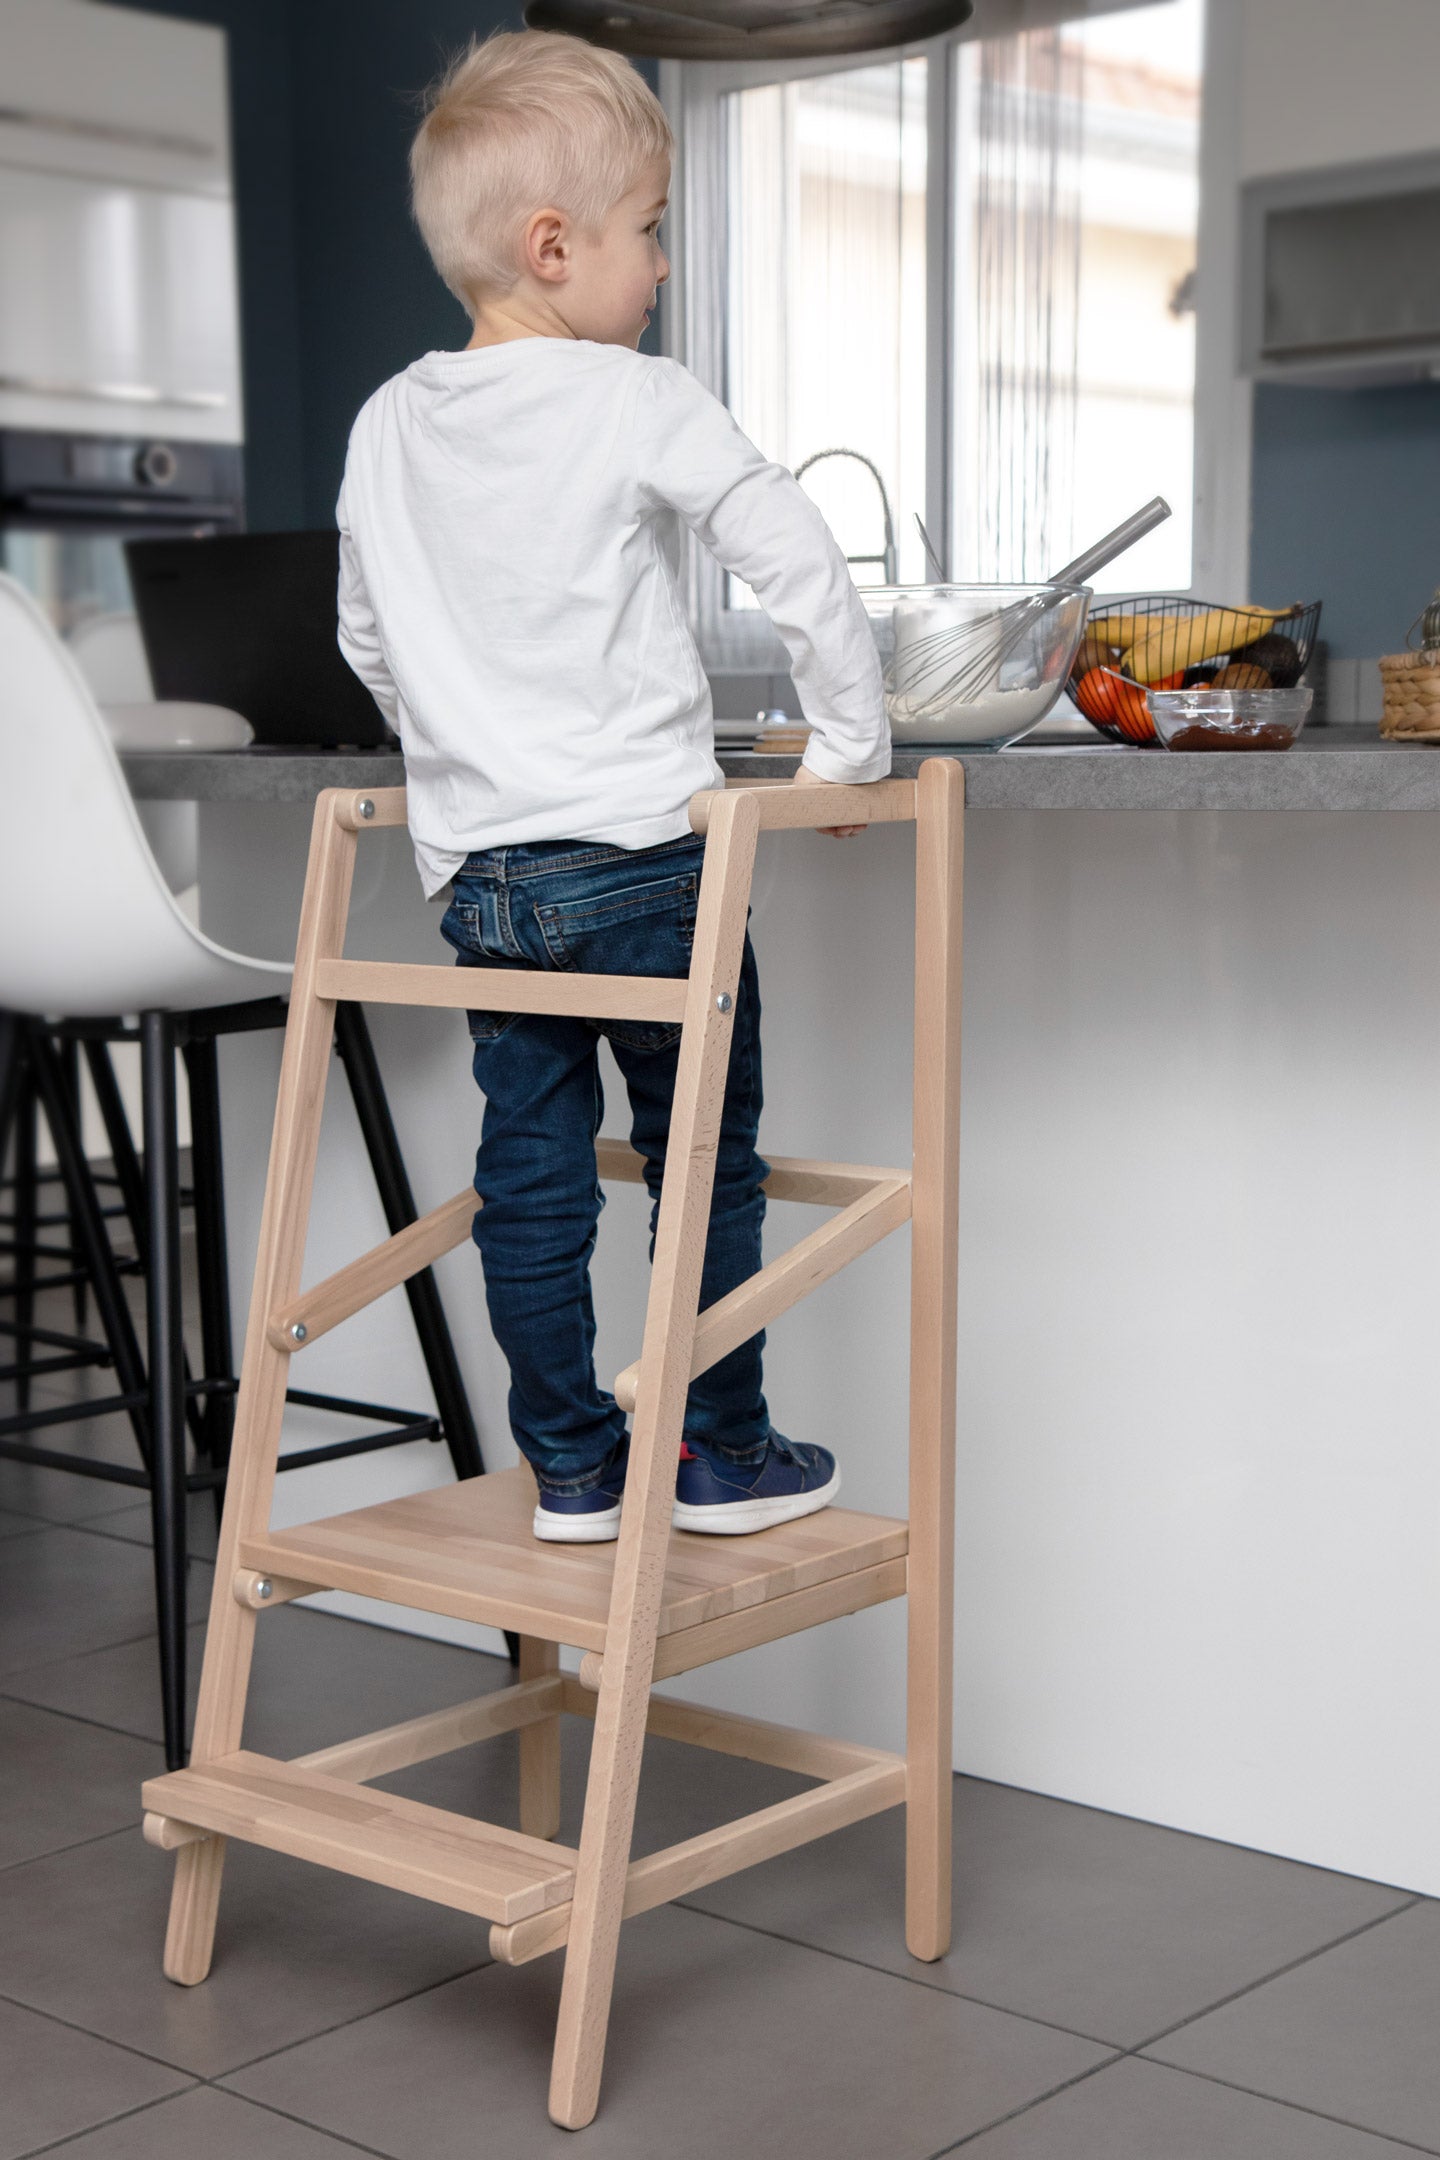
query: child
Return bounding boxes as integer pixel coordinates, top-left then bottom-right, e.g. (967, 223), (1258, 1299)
(337, 29), (890, 1542)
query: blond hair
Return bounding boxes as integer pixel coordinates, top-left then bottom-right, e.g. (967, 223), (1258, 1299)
(410, 30), (672, 309)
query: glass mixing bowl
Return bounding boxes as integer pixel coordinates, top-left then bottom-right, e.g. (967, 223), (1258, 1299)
(862, 583), (1091, 748)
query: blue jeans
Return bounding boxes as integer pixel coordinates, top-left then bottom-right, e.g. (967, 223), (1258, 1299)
(441, 834), (776, 1495)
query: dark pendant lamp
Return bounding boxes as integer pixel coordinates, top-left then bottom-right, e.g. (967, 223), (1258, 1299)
(524, 0), (974, 62)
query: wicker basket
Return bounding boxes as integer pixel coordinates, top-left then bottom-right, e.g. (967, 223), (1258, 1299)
(1379, 649), (1440, 741)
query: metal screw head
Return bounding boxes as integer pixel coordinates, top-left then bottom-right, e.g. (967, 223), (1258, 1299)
(255, 1578), (273, 1601)
(357, 797), (375, 821)
(715, 992), (733, 1013)
(289, 1321), (308, 1344)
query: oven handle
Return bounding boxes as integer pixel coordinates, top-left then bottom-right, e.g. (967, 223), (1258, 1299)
(0, 371), (227, 411)
(4, 490), (239, 521)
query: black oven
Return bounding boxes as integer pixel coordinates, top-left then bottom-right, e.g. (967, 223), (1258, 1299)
(0, 428), (244, 637)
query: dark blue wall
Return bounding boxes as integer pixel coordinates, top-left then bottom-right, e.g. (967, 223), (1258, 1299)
(287, 0), (524, 527)
(110, 1), (658, 530)
(108, 0), (307, 531)
(1250, 382), (1440, 657)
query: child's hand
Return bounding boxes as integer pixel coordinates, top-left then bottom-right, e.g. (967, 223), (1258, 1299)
(793, 762), (866, 838)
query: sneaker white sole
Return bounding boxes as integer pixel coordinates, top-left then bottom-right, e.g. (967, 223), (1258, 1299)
(532, 1502), (622, 1544)
(671, 1466), (840, 1537)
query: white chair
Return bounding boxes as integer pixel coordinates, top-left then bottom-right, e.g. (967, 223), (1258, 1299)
(0, 573), (490, 1768)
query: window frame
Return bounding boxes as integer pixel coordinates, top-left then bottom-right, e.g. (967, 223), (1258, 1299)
(660, 0), (1243, 663)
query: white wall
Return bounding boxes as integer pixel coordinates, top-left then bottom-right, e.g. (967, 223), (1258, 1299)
(1195, 0), (1440, 597)
(1237, 0), (1440, 179)
(201, 800), (1440, 1896)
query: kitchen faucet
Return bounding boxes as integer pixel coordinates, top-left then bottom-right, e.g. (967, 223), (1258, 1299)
(794, 448), (898, 586)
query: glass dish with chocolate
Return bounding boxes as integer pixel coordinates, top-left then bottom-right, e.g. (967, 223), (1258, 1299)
(1146, 685), (1313, 752)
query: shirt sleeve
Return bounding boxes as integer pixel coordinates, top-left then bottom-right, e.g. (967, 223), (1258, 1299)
(634, 360), (890, 786)
(336, 476), (401, 730)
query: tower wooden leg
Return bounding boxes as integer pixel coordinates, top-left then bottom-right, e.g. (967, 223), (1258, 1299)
(160, 790), (360, 1988)
(518, 1637), (562, 1840)
(906, 759), (963, 1962)
(163, 1833), (228, 1984)
(548, 787), (760, 2129)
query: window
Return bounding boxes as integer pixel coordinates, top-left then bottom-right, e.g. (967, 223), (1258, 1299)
(667, 0), (1203, 659)
(725, 59), (929, 604)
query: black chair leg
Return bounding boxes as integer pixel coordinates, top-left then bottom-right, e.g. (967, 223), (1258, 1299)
(12, 1053), (38, 1413)
(142, 1013), (189, 1771)
(332, 1003), (485, 1481)
(59, 1037), (87, 1333)
(27, 1027), (151, 1464)
(182, 1032), (235, 1520)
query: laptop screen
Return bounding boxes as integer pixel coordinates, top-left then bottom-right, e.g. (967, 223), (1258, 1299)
(126, 531), (396, 750)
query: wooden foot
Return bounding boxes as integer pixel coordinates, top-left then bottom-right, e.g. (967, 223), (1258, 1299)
(517, 1638), (562, 1841)
(163, 1835), (228, 1985)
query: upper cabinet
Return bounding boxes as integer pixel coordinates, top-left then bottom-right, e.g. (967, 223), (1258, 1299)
(1242, 153), (1440, 389)
(0, 0), (242, 441)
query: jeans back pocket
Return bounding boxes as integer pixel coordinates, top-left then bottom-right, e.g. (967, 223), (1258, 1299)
(535, 872), (697, 1052)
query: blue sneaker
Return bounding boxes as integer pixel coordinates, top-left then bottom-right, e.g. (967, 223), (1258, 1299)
(532, 1445), (628, 1544)
(672, 1437), (840, 1536)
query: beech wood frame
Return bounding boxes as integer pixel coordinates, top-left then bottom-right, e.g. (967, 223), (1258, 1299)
(141, 763), (964, 2130)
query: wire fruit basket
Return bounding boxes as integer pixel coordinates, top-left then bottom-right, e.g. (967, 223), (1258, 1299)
(1069, 596), (1322, 745)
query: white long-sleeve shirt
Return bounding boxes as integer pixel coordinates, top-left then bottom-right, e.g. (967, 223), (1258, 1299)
(337, 340), (890, 895)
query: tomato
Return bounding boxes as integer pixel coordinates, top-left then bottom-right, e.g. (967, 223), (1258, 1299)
(1074, 667), (1156, 743)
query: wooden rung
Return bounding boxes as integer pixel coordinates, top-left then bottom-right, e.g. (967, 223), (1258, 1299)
(269, 1186), (475, 1352)
(594, 1136), (912, 1210)
(141, 1751), (576, 1925)
(689, 776), (917, 835)
(559, 1677), (902, 1782)
(490, 1758), (905, 1965)
(294, 1675), (566, 1783)
(578, 1556), (908, 1689)
(612, 1176), (911, 1413)
(313, 958), (688, 1025)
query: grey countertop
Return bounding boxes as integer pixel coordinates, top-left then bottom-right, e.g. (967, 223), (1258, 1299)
(119, 728), (1440, 812)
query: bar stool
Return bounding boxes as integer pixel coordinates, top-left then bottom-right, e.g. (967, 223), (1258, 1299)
(0, 573), (493, 1769)
(143, 762), (962, 2129)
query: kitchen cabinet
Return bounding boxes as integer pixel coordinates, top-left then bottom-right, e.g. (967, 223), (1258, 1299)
(0, 0), (240, 441)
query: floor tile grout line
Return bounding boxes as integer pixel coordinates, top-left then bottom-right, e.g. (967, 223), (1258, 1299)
(923, 2052), (1129, 2157)
(0, 1822), (159, 1880)
(1130, 1895), (1427, 2055)
(192, 2085), (399, 2160)
(212, 1958), (496, 2081)
(0, 1687), (167, 1751)
(1140, 2057), (1440, 2157)
(678, 1888), (1432, 2067)
(0, 1625), (166, 1682)
(671, 1900), (1125, 2050)
(14, 2087), (203, 2160)
(0, 1984), (213, 2080)
(0, 1685), (168, 1749)
(18, 2075), (398, 2160)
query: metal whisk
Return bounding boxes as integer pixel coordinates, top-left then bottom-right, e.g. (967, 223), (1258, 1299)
(887, 499), (1173, 720)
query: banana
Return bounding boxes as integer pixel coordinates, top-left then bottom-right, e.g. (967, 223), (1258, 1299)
(1124, 607), (1275, 686)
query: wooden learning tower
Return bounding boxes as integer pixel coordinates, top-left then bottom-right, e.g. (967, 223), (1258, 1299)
(142, 759), (963, 2130)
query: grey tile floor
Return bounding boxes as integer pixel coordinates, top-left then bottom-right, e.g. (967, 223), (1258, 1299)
(1, 1294), (1436, 2156)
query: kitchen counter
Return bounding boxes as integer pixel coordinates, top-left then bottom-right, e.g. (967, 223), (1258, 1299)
(141, 727), (1440, 1900)
(122, 726), (1440, 811)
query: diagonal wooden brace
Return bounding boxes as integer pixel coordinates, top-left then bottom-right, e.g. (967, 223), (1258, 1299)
(611, 1175), (911, 1412)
